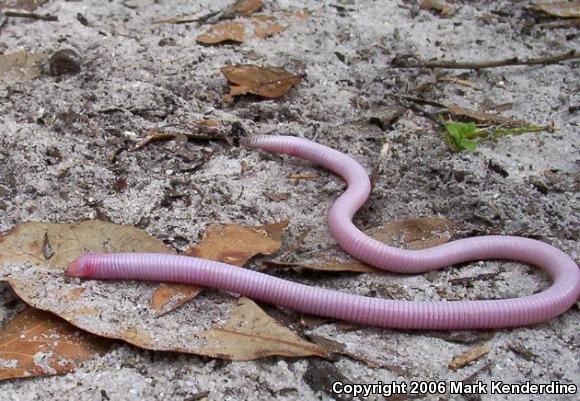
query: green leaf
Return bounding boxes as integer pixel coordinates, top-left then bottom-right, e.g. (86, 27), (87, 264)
(443, 122), (478, 152)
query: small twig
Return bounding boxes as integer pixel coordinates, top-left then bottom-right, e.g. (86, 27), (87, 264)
(392, 49), (579, 69)
(152, 10), (220, 25)
(4, 11), (58, 21)
(131, 130), (228, 151)
(460, 362), (492, 384)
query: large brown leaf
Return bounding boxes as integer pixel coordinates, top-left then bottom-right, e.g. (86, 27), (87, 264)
(266, 218), (454, 273)
(2, 220), (325, 360)
(0, 220), (172, 276)
(186, 220), (288, 264)
(251, 15), (286, 39)
(150, 220), (288, 314)
(196, 298), (327, 359)
(197, 11), (309, 45)
(221, 64), (303, 101)
(0, 308), (108, 381)
(226, 0), (263, 17)
(197, 21), (246, 45)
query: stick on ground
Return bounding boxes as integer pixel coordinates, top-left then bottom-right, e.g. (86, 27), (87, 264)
(392, 49), (579, 69)
(4, 11), (58, 21)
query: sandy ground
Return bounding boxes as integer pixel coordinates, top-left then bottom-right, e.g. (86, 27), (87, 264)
(0, 0), (579, 400)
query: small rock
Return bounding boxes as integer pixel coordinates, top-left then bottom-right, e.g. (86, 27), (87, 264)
(532, 180), (548, 194)
(49, 49), (81, 76)
(77, 13), (89, 26)
(158, 37), (176, 46)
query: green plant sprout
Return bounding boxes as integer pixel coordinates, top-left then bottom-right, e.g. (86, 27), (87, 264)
(442, 121), (550, 152)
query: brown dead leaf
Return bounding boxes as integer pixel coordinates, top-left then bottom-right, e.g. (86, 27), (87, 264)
(149, 283), (203, 314)
(185, 220), (289, 265)
(197, 298), (327, 359)
(0, 52), (44, 86)
(367, 218), (454, 249)
(448, 343), (491, 370)
(221, 64), (303, 101)
(0, 308), (108, 381)
(267, 218), (454, 273)
(197, 10), (309, 45)
(531, 1), (580, 18)
(3, 220), (326, 360)
(420, 0), (456, 17)
(252, 10), (309, 39)
(0, 220), (172, 275)
(446, 103), (526, 126)
(150, 220), (287, 314)
(226, 0), (263, 17)
(251, 15), (286, 39)
(197, 21), (245, 45)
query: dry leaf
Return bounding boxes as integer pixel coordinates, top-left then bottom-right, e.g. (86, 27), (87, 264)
(420, 0), (456, 17)
(226, 0), (263, 17)
(197, 298), (327, 359)
(185, 220), (288, 265)
(366, 218), (454, 249)
(150, 220), (288, 314)
(0, 52), (44, 86)
(0, 220), (172, 275)
(252, 10), (309, 39)
(267, 218), (454, 273)
(221, 64), (303, 101)
(149, 283), (203, 314)
(197, 10), (309, 45)
(0, 308), (108, 381)
(531, 1), (580, 18)
(197, 21), (245, 44)
(2, 220), (322, 360)
(448, 343), (491, 370)
(251, 15), (286, 38)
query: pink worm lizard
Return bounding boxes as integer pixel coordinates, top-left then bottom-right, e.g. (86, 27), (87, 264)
(67, 135), (580, 330)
